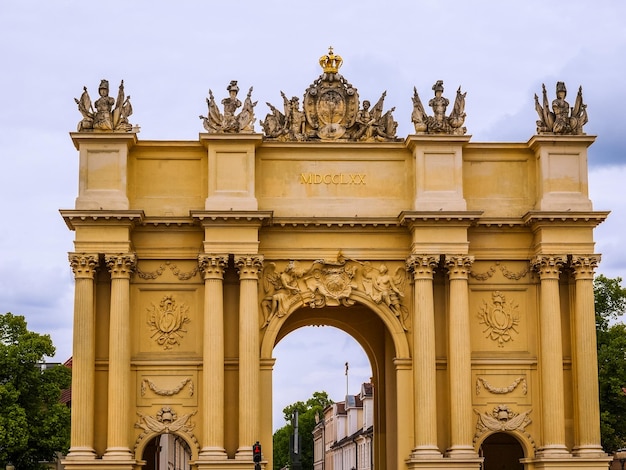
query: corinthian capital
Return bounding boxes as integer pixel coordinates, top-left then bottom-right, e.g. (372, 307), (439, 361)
(234, 255), (264, 280)
(531, 255), (566, 280)
(406, 255), (439, 279)
(105, 253), (137, 279)
(444, 255), (474, 280)
(570, 255), (601, 280)
(69, 253), (99, 279)
(198, 254), (228, 280)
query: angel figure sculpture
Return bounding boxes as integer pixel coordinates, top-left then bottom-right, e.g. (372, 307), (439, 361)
(261, 261), (303, 327)
(361, 263), (409, 330)
(354, 92), (398, 141)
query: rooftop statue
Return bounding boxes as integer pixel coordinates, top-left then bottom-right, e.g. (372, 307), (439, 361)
(261, 47), (398, 142)
(200, 80), (257, 133)
(411, 80), (467, 135)
(534, 82), (588, 135)
(75, 79), (134, 132)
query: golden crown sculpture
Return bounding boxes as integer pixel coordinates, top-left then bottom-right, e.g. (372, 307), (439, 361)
(319, 46), (343, 74)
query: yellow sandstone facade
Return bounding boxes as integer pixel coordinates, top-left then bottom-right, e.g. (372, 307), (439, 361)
(62, 54), (610, 470)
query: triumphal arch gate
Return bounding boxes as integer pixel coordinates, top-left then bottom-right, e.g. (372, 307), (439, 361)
(62, 50), (610, 470)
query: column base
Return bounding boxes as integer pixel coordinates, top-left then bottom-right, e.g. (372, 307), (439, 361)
(410, 446), (443, 459)
(65, 447), (97, 460)
(445, 445), (479, 459)
(198, 446), (229, 460)
(102, 447), (134, 461)
(536, 445), (572, 458)
(235, 447), (253, 460)
(573, 446), (607, 458)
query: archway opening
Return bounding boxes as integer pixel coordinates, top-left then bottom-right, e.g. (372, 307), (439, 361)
(273, 325), (372, 429)
(268, 302), (401, 470)
(142, 434), (192, 470)
(480, 432), (525, 470)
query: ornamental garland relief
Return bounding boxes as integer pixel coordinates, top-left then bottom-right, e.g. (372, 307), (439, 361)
(476, 376), (527, 395)
(469, 261), (529, 281)
(147, 295), (191, 350)
(141, 377), (194, 397)
(477, 291), (520, 347)
(136, 261), (199, 281)
(261, 255), (409, 330)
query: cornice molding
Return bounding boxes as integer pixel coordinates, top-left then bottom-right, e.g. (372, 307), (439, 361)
(60, 210), (145, 230)
(399, 211), (483, 227)
(522, 210), (609, 227)
(69, 131), (138, 150)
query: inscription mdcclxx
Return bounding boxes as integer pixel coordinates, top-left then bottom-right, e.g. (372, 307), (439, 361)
(299, 173), (366, 185)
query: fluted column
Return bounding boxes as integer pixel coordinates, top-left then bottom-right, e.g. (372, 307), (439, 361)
(571, 255), (605, 456)
(407, 255), (441, 458)
(235, 255), (263, 459)
(445, 255), (476, 457)
(198, 254), (229, 459)
(66, 253), (99, 459)
(532, 255), (569, 456)
(103, 253), (136, 460)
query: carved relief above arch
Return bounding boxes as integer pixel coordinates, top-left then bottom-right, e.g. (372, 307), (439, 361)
(259, 269), (411, 361)
(260, 254), (410, 327)
(133, 407), (200, 461)
(473, 406), (536, 457)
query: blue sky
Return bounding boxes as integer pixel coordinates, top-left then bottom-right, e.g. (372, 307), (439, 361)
(1, 0), (625, 428)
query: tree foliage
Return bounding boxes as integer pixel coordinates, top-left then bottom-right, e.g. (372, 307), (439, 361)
(595, 275), (626, 452)
(273, 391), (333, 470)
(0, 313), (71, 469)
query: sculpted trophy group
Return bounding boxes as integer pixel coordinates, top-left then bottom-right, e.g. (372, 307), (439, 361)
(75, 48), (588, 139)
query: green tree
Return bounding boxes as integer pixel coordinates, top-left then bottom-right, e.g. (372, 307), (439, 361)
(595, 275), (626, 452)
(273, 391), (333, 470)
(0, 313), (71, 469)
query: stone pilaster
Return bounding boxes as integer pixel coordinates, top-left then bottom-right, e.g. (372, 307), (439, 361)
(445, 255), (476, 458)
(103, 253), (136, 460)
(532, 255), (570, 456)
(395, 357), (416, 466)
(235, 255), (264, 459)
(66, 254), (99, 460)
(198, 254), (229, 459)
(407, 255), (442, 458)
(570, 255), (605, 456)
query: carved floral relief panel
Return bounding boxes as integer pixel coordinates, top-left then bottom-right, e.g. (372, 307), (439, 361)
(469, 286), (532, 353)
(131, 286), (202, 357)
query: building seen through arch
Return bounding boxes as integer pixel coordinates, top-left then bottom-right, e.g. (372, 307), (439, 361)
(312, 382), (374, 470)
(62, 50), (610, 470)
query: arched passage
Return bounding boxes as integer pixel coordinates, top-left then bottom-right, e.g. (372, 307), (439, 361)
(136, 432), (195, 470)
(478, 432), (527, 470)
(260, 292), (412, 470)
(272, 325), (371, 429)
